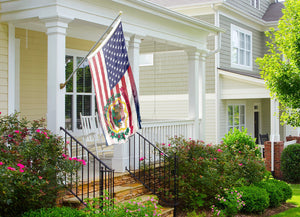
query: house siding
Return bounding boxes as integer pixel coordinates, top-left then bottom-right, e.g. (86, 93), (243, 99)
(15, 28), (47, 121)
(225, 0), (271, 19)
(139, 50), (189, 120)
(219, 14), (265, 75)
(196, 14), (216, 93)
(0, 23), (8, 115)
(205, 97), (217, 143)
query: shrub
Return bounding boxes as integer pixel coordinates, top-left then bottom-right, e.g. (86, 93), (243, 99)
(211, 187), (245, 217)
(0, 113), (82, 217)
(266, 179), (293, 203)
(281, 143), (300, 183)
(22, 207), (86, 217)
(255, 180), (283, 208)
(237, 185), (269, 214)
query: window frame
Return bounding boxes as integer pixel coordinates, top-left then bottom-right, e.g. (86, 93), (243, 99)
(250, 0), (260, 9)
(65, 49), (96, 134)
(231, 24), (253, 71)
(227, 104), (246, 132)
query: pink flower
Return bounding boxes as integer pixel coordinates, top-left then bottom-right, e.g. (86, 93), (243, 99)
(19, 169), (24, 173)
(8, 134), (13, 138)
(81, 160), (87, 165)
(160, 153), (164, 156)
(0, 162), (3, 166)
(239, 163), (243, 166)
(168, 144), (171, 147)
(0, 112), (1, 114)
(68, 157), (72, 160)
(162, 143), (165, 146)
(36, 129), (41, 133)
(72, 157), (78, 160)
(66, 141), (70, 144)
(14, 130), (20, 134)
(217, 149), (223, 152)
(139, 157), (145, 161)
(17, 163), (25, 169)
(62, 153), (67, 158)
(214, 158), (217, 160)
(7, 167), (16, 171)
(38, 176), (43, 179)
(238, 151), (241, 153)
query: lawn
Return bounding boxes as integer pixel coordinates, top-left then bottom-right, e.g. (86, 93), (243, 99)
(272, 184), (300, 217)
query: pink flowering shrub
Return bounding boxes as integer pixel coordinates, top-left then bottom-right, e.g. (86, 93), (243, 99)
(159, 130), (267, 210)
(0, 113), (82, 217)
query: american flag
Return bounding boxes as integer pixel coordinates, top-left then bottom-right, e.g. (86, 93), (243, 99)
(88, 20), (141, 145)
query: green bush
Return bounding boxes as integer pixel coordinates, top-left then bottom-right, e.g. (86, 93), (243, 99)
(255, 180), (283, 208)
(267, 179), (293, 202)
(0, 113), (82, 217)
(22, 207), (86, 217)
(281, 143), (300, 183)
(237, 185), (269, 214)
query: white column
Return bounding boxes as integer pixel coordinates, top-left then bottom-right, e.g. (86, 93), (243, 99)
(187, 50), (201, 140)
(270, 98), (280, 172)
(8, 24), (15, 114)
(43, 17), (72, 134)
(199, 54), (206, 141)
(112, 35), (142, 172)
(128, 34), (142, 92)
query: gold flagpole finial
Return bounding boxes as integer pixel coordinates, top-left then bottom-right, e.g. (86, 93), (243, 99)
(60, 82), (66, 90)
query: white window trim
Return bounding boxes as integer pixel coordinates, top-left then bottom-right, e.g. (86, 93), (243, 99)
(66, 49), (96, 135)
(230, 24), (253, 71)
(250, 0), (260, 9)
(227, 104), (246, 132)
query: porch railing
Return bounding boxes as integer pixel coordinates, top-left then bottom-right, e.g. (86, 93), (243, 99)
(126, 132), (179, 217)
(258, 139), (297, 158)
(141, 119), (196, 145)
(60, 127), (114, 208)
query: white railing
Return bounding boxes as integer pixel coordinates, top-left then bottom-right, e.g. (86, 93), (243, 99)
(139, 119), (197, 145)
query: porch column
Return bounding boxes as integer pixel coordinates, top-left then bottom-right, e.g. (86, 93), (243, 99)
(187, 50), (203, 140)
(270, 98), (281, 174)
(43, 17), (72, 134)
(8, 24), (15, 114)
(112, 35), (142, 172)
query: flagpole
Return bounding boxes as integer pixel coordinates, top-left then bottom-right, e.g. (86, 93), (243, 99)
(60, 11), (123, 89)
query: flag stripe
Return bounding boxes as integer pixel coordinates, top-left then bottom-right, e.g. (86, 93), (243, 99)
(128, 66), (141, 128)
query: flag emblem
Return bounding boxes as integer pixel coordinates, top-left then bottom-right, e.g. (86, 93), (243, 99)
(88, 20), (141, 145)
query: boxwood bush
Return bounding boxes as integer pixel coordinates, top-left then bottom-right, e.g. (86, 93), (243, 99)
(267, 179), (293, 202)
(255, 180), (283, 208)
(22, 207), (86, 217)
(281, 143), (300, 183)
(237, 185), (269, 214)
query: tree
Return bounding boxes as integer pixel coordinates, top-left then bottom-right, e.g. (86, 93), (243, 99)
(257, 0), (300, 127)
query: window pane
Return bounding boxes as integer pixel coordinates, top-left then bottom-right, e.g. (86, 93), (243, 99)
(246, 35), (251, 50)
(239, 33), (245, 49)
(65, 95), (73, 130)
(77, 57), (92, 93)
(232, 30), (239, 47)
(240, 105), (245, 125)
(246, 51), (251, 66)
(228, 105), (233, 126)
(232, 48), (238, 64)
(234, 105), (239, 125)
(65, 55), (73, 93)
(239, 50), (245, 65)
(77, 95), (91, 129)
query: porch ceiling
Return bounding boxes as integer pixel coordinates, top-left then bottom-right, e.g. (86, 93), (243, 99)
(0, 0), (223, 52)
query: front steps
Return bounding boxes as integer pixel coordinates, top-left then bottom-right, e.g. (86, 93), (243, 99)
(62, 172), (174, 217)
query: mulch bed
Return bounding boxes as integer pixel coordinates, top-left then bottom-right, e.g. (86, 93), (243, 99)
(176, 203), (297, 217)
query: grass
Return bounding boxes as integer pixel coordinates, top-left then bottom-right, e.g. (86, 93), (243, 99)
(272, 184), (300, 217)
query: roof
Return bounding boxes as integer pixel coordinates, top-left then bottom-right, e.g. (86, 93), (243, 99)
(262, 2), (284, 21)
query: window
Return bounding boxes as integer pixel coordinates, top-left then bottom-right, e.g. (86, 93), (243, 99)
(250, 0), (260, 9)
(65, 52), (96, 133)
(228, 105), (245, 132)
(140, 53), (153, 66)
(231, 24), (252, 70)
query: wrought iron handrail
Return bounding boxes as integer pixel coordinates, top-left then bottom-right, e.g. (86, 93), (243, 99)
(60, 127), (114, 208)
(126, 132), (179, 217)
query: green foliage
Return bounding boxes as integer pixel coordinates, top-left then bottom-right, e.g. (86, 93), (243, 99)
(268, 179), (293, 202)
(211, 188), (245, 217)
(256, 0), (300, 127)
(22, 207), (86, 217)
(237, 185), (269, 214)
(186, 210), (206, 217)
(84, 195), (162, 217)
(159, 130), (267, 210)
(281, 143), (300, 183)
(255, 180), (283, 208)
(0, 113), (82, 217)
